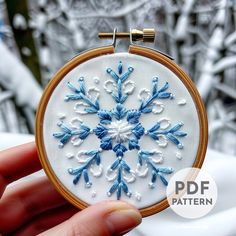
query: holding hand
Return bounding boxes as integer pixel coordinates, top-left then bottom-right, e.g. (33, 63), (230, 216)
(0, 142), (142, 235)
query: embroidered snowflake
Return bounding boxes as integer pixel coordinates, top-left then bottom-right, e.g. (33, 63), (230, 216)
(53, 61), (187, 200)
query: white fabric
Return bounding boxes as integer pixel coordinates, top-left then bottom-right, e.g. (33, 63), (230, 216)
(0, 133), (235, 236)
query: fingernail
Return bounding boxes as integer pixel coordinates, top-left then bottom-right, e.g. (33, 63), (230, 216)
(106, 203), (142, 235)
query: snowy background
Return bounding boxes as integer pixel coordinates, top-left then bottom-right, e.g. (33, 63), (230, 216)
(0, 0), (235, 155)
(0, 0), (236, 235)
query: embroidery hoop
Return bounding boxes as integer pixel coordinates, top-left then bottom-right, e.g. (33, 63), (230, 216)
(36, 29), (208, 217)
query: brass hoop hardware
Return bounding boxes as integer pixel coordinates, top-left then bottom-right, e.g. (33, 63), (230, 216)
(98, 28), (155, 43)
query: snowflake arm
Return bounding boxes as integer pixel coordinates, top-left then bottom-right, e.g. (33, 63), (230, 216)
(106, 61), (134, 104)
(138, 150), (174, 188)
(107, 159), (133, 199)
(65, 77), (100, 113)
(68, 150), (101, 187)
(147, 121), (187, 149)
(139, 77), (173, 114)
(53, 121), (91, 148)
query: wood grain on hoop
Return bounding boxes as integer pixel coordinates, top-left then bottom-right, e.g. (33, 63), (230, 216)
(36, 44), (208, 218)
(129, 45), (208, 217)
(36, 46), (114, 211)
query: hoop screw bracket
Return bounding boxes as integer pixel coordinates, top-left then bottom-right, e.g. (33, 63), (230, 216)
(98, 28), (155, 43)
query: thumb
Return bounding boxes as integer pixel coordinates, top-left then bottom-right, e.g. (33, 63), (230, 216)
(40, 201), (142, 236)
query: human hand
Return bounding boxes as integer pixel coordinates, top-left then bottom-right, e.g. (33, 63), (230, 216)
(0, 142), (142, 235)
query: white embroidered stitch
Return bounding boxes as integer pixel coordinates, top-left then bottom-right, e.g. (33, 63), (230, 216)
(178, 98), (187, 105)
(136, 163), (149, 177)
(138, 88), (151, 101)
(107, 120), (133, 143)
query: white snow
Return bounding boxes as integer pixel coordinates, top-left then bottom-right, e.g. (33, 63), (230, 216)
(13, 13), (27, 30)
(0, 42), (42, 109)
(21, 46), (32, 56)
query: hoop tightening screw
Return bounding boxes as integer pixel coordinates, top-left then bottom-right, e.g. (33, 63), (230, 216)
(98, 28), (155, 43)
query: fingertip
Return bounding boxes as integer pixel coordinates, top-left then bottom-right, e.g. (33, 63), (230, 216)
(41, 201), (142, 236)
(105, 202), (142, 235)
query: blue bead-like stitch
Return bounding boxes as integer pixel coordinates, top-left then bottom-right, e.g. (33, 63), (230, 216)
(52, 61), (188, 200)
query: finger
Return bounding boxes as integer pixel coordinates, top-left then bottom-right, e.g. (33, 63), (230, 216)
(11, 205), (78, 236)
(0, 176), (68, 234)
(0, 142), (41, 197)
(40, 201), (142, 236)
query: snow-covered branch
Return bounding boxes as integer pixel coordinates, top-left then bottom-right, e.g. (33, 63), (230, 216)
(0, 42), (42, 109)
(175, 0), (196, 41)
(197, 0), (227, 99)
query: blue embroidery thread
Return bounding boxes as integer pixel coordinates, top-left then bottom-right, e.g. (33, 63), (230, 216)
(147, 121), (187, 149)
(53, 121), (90, 148)
(138, 150), (174, 188)
(53, 61), (187, 200)
(107, 158), (132, 199)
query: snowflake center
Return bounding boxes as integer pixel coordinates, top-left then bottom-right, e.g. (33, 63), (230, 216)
(107, 120), (133, 143)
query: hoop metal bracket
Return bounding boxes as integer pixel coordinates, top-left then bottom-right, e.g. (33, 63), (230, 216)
(98, 28), (173, 60)
(98, 28), (155, 43)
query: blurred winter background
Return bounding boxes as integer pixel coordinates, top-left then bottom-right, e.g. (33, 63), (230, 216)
(0, 0), (236, 235)
(0, 0), (235, 154)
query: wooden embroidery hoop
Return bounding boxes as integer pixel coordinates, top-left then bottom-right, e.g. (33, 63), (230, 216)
(35, 29), (208, 217)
